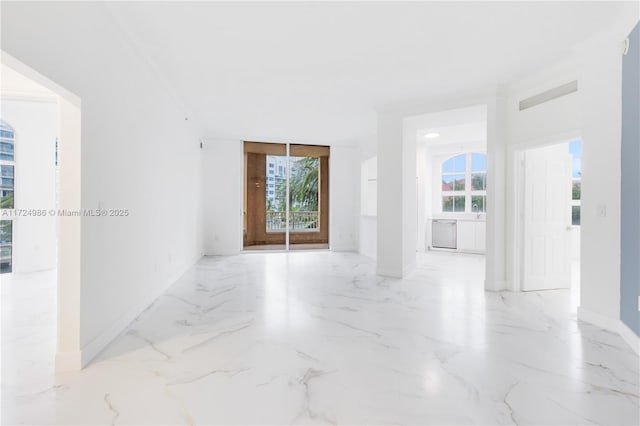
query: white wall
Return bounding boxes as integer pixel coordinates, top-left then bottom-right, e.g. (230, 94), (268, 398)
(0, 98), (57, 273)
(416, 142), (427, 252)
(578, 37), (625, 322)
(2, 2), (205, 368)
(358, 139), (377, 259)
(503, 11), (639, 328)
(202, 139), (243, 255)
(330, 145), (359, 251)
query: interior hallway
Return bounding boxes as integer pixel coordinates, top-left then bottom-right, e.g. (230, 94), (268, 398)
(2, 252), (637, 425)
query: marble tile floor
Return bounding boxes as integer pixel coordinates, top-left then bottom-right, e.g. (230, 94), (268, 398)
(1, 251), (638, 425)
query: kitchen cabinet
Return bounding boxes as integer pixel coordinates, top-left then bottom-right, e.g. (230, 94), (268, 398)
(456, 220), (486, 253)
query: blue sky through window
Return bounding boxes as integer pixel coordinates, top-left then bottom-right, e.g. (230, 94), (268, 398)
(569, 140), (582, 156)
(442, 154), (465, 173)
(471, 153), (486, 172)
(569, 140), (582, 178)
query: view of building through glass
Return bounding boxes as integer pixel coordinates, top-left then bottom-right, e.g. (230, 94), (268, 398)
(0, 119), (14, 273)
(265, 155), (319, 232)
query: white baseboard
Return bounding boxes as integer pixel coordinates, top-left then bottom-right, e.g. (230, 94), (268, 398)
(55, 351), (82, 372)
(57, 252), (203, 371)
(377, 261), (415, 278)
(578, 306), (640, 355)
(330, 245), (357, 252)
(618, 320), (640, 355)
(358, 248), (376, 260)
(205, 247), (241, 256)
(375, 267), (399, 277)
(484, 280), (510, 291)
(577, 307), (620, 333)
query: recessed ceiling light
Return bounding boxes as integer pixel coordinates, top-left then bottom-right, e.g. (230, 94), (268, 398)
(423, 132), (440, 139)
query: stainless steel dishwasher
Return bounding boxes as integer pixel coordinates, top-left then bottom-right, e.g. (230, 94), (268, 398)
(432, 219), (457, 249)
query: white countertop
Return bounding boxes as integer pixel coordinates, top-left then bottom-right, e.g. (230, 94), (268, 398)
(430, 214), (486, 222)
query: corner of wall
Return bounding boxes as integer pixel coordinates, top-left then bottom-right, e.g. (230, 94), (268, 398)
(578, 306), (640, 355)
(55, 351), (83, 372)
(62, 251), (202, 371)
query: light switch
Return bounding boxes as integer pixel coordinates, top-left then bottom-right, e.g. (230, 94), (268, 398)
(597, 204), (607, 218)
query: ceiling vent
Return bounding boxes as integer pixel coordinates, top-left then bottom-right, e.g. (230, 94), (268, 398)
(519, 80), (578, 111)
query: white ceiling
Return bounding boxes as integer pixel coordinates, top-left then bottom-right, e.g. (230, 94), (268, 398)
(420, 122), (487, 148)
(100, 2), (633, 143)
(413, 104), (487, 147)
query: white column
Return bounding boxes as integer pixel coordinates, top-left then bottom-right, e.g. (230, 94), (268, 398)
(376, 112), (417, 277)
(56, 96), (83, 371)
(485, 95), (508, 291)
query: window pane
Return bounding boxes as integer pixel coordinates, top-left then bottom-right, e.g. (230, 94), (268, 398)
(442, 175), (465, 192)
(453, 196), (465, 212)
(572, 206), (581, 226)
(442, 157), (454, 173)
(471, 153), (487, 172)
(0, 220), (11, 274)
(572, 181), (581, 200)
(471, 173), (486, 191)
(442, 154), (465, 173)
(572, 158), (581, 178)
(0, 142), (13, 154)
(0, 190), (13, 209)
(289, 156), (319, 231)
(569, 140), (582, 157)
(0, 220), (11, 243)
(442, 175), (454, 191)
(442, 196), (453, 212)
(453, 174), (465, 191)
(0, 165), (13, 178)
(0, 129), (14, 138)
(265, 155), (288, 232)
(453, 154), (465, 172)
(471, 195), (486, 213)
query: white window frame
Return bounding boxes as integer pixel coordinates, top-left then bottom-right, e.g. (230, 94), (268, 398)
(441, 152), (487, 214)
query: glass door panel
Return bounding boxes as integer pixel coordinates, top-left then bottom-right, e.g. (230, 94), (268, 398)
(243, 143), (286, 250)
(243, 142), (329, 251)
(289, 156), (324, 250)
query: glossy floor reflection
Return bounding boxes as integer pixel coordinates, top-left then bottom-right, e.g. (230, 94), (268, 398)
(2, 251), (638, 425)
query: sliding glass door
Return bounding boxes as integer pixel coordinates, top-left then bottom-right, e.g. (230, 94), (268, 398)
(243, 142), (329, 251)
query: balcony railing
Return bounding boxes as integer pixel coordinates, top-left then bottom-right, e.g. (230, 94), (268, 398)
(266, 211), (318, 232)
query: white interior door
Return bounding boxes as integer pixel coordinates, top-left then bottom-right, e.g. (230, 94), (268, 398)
(522, 144), (572, 291)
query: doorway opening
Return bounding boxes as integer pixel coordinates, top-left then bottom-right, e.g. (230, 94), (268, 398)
(243, 141), (329, 251)
(1, 62), (60, 390)
(411, 105), (489, 284)
(515, 140), (582, 307)
(1, 52), (82, 372)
